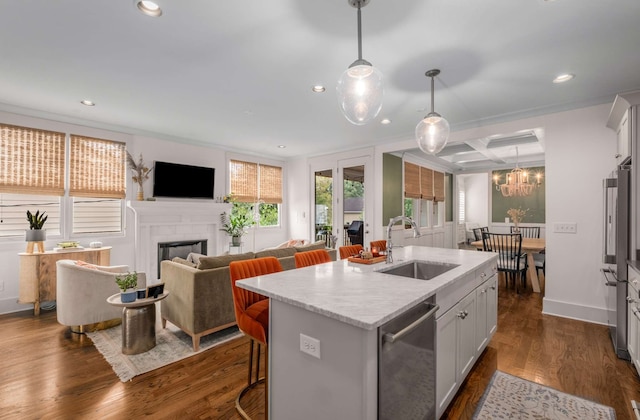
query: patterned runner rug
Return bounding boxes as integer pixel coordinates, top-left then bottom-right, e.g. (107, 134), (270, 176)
(473, 370), (616, 419)
(87, 324), (242, 382)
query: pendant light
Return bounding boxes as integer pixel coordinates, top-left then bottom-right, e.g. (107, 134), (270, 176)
(415, 69), (450, 154)
(336, 0), (383, 125)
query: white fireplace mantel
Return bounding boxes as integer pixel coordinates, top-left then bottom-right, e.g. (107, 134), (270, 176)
(127, 200), (231, 281)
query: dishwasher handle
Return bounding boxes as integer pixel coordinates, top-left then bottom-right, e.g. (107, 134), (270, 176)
(601, 267), (618, 286)
(383, 303), (439, 344)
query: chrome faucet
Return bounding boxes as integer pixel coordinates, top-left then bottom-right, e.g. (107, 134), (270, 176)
(386, 216), (421, 263)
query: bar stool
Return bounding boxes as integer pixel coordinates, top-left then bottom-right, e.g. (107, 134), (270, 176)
(294, 249), (332, 268)
(229, 256), (283, 419)
(338, 244), (363, 259)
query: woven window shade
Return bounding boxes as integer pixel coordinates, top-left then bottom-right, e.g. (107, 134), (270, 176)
(259, 164), (283, 204)
(433, 170), (445, 202)
(420, 167), (434, 200)
(404, 162), (421, 199)
(69, 135), (126, 198)
(230, 159), (258, 202)
(0, 123), (65, 195)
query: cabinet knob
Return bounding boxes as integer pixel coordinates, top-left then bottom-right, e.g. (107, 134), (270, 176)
(480, 288), (487, 294)
(490, 285), (496, 290)
(628, 296), (639, 304)
(480, 272), (486, 278)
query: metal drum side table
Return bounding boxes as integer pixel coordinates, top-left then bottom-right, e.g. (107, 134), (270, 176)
(107, 291), (169, 355)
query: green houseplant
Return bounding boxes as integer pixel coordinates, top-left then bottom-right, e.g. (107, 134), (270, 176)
(25, 210), (48, 242)
(115, 272), (138, 303)
(221, 212), (254, 246)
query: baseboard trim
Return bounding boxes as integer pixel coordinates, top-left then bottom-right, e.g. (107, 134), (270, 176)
(542, 297), (611, 326)
(0, 297), (34, 316)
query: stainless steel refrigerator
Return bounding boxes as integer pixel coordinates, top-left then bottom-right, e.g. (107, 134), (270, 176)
(602, 164), (631, 360)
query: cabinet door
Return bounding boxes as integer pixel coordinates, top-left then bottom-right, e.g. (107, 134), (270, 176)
(617, 110), (630, 164)
(436, 307), (458, 417)
(486, 275), (498, 338)
(457, 291), (477, 379)
(629, 270), (640, 374)
(475, 282), (488, 353)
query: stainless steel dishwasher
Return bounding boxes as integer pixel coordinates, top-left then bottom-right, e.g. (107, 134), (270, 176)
(379, 298), (439, 419)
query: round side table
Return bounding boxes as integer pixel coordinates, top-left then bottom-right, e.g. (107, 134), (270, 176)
(107, 291), (169, 355)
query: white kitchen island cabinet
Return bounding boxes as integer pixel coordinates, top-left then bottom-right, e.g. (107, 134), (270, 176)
(237, 246), (498, 419)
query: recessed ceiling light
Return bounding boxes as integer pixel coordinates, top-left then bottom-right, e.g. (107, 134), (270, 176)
(381, 118), (392, 125)
(277, 145), (286, 149)
(312, 85), (325, 93)
(80, 100), (95, 106)
(135, 0), (162, 17)
(553, 73), (575, 83)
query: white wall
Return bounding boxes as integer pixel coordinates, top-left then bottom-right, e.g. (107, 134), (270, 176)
(460, 173), (489, 226)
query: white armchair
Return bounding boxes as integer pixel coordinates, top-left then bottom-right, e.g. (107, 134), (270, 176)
(56, 259), (147, 333)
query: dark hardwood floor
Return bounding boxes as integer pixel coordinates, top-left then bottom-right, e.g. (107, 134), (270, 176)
(1, 276), (639, 419)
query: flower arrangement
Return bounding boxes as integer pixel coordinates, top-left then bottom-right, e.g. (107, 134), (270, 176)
(126, 151), (153, 200)
(507, 207), (527, 227)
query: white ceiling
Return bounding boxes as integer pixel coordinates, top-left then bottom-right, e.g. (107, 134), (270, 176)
(1, 0), (639, 171)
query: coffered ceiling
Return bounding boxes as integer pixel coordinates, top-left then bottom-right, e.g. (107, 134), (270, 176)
(0, 0), (638, 169)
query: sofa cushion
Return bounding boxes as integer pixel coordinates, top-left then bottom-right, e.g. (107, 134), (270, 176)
(186, 252), (206, 265)
(197, 252), (256, 270)
(294, 240), (326, 252)
(255, 247), (297, 259)
(75, 260), (98, 270)
(172, 257), (197, 268)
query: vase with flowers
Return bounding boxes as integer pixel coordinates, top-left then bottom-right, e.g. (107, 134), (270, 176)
(507, 207), (527, 232)
(126, 151), (153, 201)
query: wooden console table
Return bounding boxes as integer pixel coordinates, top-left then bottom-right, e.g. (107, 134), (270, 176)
(19, 247), (111, 315)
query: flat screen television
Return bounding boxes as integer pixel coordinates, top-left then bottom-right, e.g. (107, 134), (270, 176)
(152, 161), (215, 199)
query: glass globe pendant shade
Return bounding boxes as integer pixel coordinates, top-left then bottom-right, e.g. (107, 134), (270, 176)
(337, 63), (383, 125)
(415, 112), (450, 155)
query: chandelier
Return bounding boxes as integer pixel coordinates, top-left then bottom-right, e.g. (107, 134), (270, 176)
(493, 148), (542, 197)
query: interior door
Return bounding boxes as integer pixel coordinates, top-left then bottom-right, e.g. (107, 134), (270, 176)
(337, 156), (372, 248)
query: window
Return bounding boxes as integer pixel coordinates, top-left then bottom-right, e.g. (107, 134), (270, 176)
(0, 123), (126, 238)
(403, 161), (446, 228)
(230, 159), (283, 227)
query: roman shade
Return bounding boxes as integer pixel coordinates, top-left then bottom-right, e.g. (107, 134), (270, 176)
(0, 123), (65, 195)
(69, 135), (126, 199)
(420, 167), (434, 200)
(404, 162), (421, 199)
(434, 170), (445, 202)
(230, 159), (282, 204)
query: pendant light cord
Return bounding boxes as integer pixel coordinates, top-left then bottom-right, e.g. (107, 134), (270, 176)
(430, 75), (435, 113)
(356, 2), (363, 61)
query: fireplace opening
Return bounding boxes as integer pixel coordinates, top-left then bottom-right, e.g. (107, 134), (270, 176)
(158, 239), (207, 277)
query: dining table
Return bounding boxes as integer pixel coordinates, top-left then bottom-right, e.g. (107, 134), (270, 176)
(470, 237), (545, 293)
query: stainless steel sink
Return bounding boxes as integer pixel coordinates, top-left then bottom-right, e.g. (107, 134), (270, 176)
(378, 261), (459, 280)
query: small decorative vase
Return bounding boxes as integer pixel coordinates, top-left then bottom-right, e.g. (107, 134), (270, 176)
(231, 235), (241, 246)
(121, 290), (137, 303)
(136, 185), (144, 201)
(513, 220), (520, 233)
(25, 229), (46, 242)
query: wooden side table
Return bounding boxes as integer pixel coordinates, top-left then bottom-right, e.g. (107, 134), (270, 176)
(19, 246), (112, 315)
(107, 291), (169, 355)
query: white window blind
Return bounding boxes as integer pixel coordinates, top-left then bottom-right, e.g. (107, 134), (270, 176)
(458, 190), (466, 223)
(0, 193), (61, 237)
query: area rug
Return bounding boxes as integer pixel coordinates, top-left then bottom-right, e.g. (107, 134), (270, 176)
(87, 324), (242, 382)
(473, 370), (616, 419)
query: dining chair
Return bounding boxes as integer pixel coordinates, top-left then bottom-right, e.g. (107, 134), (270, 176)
(482, 232), (527, 293)
(472, 227), (489, 250)
(339, 244), (363, 259)
(229, 256), (283, 419)
(295, 249), (332, 268)
(533, 248), (546, 277)
(510, 226), (540, 238)
(370, 240), (387, 252)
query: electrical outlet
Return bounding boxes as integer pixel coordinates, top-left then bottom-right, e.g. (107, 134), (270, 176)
(300, 333), (321, 359)
(553, 222), (577, 234)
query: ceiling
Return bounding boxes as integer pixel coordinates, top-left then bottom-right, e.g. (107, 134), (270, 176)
(1, 0), (639, 171)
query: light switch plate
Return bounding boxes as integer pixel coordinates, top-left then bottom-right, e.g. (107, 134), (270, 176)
(553, 222), (577, 234)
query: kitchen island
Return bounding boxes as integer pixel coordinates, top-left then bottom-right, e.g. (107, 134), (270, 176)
(237, 246), (498, 419)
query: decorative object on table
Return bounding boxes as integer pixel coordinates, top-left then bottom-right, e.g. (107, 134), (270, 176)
(473, 370), (615, 420)
(220, 209), (254, 247)
(506, 207), (527, 232)
(492, 147), (542, 197)
(86, 324), (241, 382)
(115, 272), (138, 303)
(54, 241), (84, 252)
(89, 241), (103, 248)
(25, 210), (47, 253)
(126, 151), (153, 201)
(347, 255), (386, 265)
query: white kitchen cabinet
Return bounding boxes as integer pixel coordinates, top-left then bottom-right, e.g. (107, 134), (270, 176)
(475, 274), (498, 354)
(628, 266), (640, 375)
(486, 276), (498, 337)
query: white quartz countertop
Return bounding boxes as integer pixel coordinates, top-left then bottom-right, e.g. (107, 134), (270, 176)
(236, 246), (498, 330)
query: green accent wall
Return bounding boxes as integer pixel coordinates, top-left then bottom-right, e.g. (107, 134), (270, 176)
(491, 166), (545, 223)
(382, 153), (403, 225)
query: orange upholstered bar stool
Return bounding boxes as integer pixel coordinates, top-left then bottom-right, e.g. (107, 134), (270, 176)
(229, 256), (283, 419)
(339, 244), (363, 260)
(369, 240), (387, 252)
(294, 249), (332, 268)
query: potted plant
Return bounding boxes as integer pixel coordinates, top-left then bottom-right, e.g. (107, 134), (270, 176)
(221, 211), (254, 246)
(115, 272), (138, 303)
(25, 210), (47, 242)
